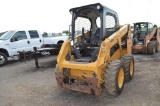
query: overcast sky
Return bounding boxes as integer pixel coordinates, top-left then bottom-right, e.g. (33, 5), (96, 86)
(0, 0), (159, 33)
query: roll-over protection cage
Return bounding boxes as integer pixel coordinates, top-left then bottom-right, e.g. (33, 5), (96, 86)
(69, 3), (119, 44)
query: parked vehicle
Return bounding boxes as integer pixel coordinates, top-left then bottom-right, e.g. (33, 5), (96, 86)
(55, 3), (134, 96)
(41, 34), (68, 48)
(132, 22), (160, 54)
(0, 30), (69, 66)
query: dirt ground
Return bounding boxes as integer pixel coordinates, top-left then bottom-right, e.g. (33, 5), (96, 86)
(0, 53), (160, 106)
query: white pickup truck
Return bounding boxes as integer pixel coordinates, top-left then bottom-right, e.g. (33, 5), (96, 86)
(0, 30), (68, 66)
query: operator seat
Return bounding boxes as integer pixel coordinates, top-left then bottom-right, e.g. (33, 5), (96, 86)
(90, 28), (102, 47)
(138, 32), (146, 41)
(71, 28), (101, 62)
(72, 46), (99, 62)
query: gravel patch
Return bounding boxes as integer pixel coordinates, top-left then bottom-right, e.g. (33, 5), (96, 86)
(0, 53), (160, 106)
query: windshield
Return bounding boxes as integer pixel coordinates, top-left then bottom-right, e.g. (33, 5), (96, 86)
(75, 17), (91, 36)
(0, 31), (15, 40)
(140, 24), (147, 31)
(135, 23), (147, 32)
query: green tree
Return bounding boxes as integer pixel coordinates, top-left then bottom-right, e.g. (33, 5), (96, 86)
(59, 33), (62, 36)
(62, 30), (69, 35)
(42, 32), (48, 37)
(0, 32), (6, 37)
(153, 24), (157, 27)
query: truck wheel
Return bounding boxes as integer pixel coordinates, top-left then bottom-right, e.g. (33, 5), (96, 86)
(155, 41), (159, 52)
(121, 54), (134, 82)
(0, 52), (8, 66)
(104, 60), (125, 96)
(147, 41), (156, 55)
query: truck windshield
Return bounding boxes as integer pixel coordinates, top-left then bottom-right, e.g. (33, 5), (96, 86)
(0, 31), (15, 40)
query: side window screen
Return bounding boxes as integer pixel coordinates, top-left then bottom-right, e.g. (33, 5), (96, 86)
(13, 31), (27, 40)
(75, 17), (91, 36)
(149, 24), (153, 32)
(29, 31), (39, 39)
(106, 15), (116, 28)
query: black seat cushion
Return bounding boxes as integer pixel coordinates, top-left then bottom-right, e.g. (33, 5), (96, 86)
(138, 32), (146, 41)
(90, 28), (101, 47)
(72, 46), (100, 62)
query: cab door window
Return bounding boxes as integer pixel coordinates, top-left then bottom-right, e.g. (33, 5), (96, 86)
(12, 31), (27, 41)
(29, 30), (39, 39)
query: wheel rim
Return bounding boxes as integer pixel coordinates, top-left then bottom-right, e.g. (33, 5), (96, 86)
(118, 67), (124, 88)
(0, 55), (5, 64)
(130, 60), (134, 76)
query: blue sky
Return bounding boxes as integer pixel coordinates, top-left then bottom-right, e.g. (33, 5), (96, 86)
(0, 0), (159, 33)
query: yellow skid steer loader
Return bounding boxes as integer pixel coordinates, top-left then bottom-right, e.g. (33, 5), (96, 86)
(55, 3), (134, 96)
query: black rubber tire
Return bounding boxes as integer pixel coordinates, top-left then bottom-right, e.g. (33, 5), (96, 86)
(147, 41), (156, 55)
(0, 52), (8, 66)
(121, 54), (134, 82)
(104, 60), (125, 96)
(155, 41), (159, 52)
